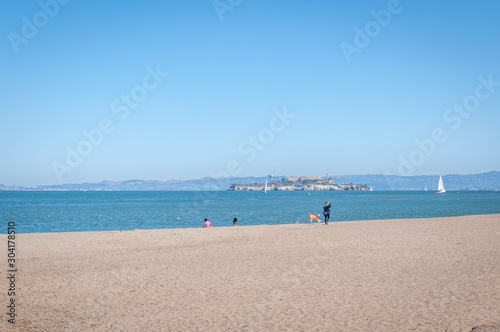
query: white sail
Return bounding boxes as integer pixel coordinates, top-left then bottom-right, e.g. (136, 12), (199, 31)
(424, 186), (428, 191)
(437, 176), (446, 194)
(264, 180), (267, 193)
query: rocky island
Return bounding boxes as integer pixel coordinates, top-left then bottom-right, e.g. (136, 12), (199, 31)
(228, 176), (371, 191)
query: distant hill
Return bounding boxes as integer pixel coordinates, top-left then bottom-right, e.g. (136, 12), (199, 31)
(332, 171), (500, 191)
(1, 172), (499, 191)
(1, 176), (282, 191)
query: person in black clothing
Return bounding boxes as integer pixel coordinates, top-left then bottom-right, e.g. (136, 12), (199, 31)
(323, 201), (331, 225)
(233, 217), (238, 226)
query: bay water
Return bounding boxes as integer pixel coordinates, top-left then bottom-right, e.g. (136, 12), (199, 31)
(1, 190), (500, 233)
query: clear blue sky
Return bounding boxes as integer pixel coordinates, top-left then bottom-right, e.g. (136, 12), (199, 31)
(1, 0), (499, 186)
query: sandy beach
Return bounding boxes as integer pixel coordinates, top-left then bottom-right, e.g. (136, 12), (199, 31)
(2, 214), (500, 331)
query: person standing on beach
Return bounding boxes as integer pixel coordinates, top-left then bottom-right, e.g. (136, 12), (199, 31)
(233, 217), (238, 226)
(203, 218), (212, 228)
(323, 201), (331, 225)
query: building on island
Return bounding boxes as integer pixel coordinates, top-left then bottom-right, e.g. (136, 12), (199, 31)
(228, 176), (368, 191)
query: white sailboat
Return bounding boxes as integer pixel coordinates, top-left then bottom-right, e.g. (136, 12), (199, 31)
(424, 186), (428, 191)
(264, 180), (268, 194)
(437, 176), (446, 194)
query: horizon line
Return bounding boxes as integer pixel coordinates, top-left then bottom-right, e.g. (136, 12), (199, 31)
(2, 170), (499, 188)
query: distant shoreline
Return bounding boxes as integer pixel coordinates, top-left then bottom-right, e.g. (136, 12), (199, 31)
(1, 188), (499, 192)
(2, 171), (499, 191)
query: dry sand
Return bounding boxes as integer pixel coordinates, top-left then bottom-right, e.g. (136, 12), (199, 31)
(2, 214), (500, 331)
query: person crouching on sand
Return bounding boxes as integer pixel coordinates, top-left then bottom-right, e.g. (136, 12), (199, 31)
(323, 201), (331, 225)
(203, 218), (212, 228)
(233, 217), (238, 226)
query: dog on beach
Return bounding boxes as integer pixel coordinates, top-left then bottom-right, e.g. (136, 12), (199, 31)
(308, 213), (321, 223)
